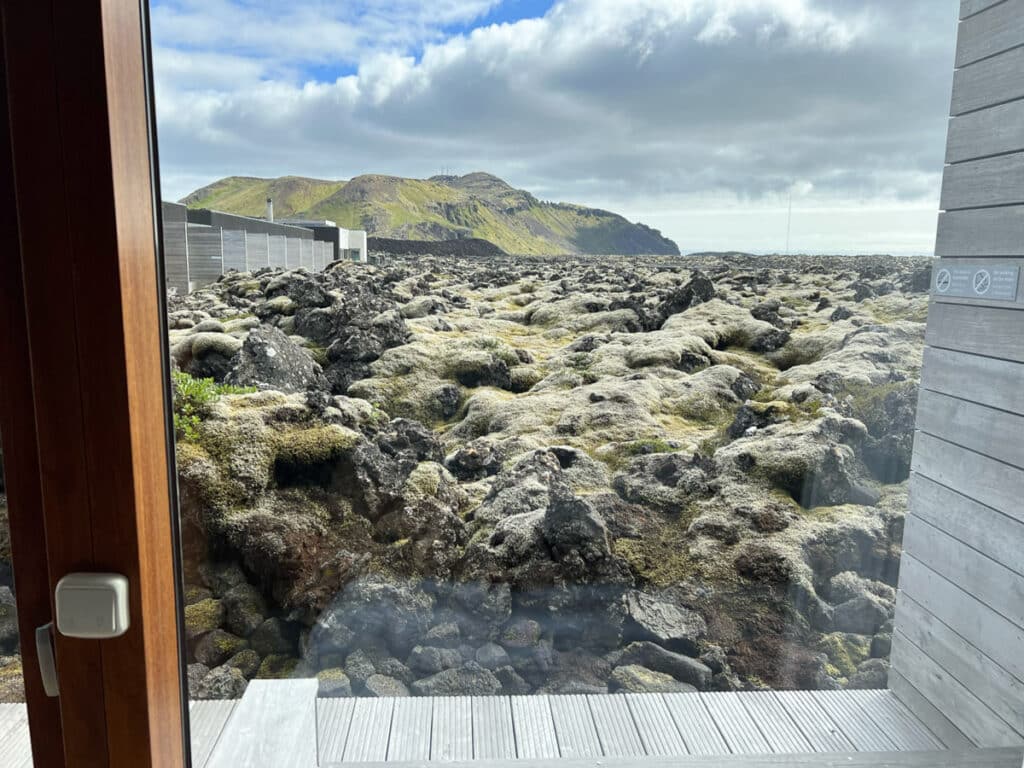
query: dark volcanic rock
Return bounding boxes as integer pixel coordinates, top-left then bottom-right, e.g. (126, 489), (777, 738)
(623, 592), (707, 655)
(617, 641), (713, 689)
(226, 325), (327, 393)
(411, 662), (501, 696)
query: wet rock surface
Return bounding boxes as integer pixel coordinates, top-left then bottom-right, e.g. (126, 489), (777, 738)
(161, 253), (928, 699)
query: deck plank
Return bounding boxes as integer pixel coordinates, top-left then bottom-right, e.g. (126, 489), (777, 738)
(0, 706), (30, 768)
(703, 692), (772, 755)
(625, 694), (689, 756)
(852, 687), (953, 750)
(342, 698), (394, 763)
(510, 695), (559, 760)
(813, 692), (897, 753)
(735, 692), (811, 753)
(189, 700), (238, 768)
(431, 697), (472, 761)
(587, 695), (645, 756)
(317, 698), (356, 765)
(472, 696), (515, 760)
(320, 747), (1024, 768)
(206, 679), (317, 768)
(0, 703), (25, 742)
(550, 695), (602, 758)
(773, 691), (853, 753)
(663, 693), (729, 755)
(388, 697), (433, 762)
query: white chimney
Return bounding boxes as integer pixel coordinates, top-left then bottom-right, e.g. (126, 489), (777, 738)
(266, 197), (274, 223)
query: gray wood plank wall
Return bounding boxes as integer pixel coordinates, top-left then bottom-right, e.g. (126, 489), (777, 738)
(222, 229), (247, 273)
(162, 201), (189, 294)
(161, 203), (336, 293)
(892, 1), (1024, 749)
(186, 225), (224, 291)
(247, 232), (269, 270)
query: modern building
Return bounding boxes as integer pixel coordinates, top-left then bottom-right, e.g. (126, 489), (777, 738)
(162, 202), (369, 294)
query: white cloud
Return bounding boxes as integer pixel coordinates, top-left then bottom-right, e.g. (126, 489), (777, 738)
(152, 0), (960, 254)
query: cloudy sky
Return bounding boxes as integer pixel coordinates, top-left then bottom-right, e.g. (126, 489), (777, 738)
(150, 0), (960, 255)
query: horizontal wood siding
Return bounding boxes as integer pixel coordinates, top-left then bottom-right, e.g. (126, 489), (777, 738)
(956, 0), (1024, 67)
(940, 151), (1024, 209)
(285, 237), (300, 269)
(222, 230), (246, 273)
(924, 302), (1024, 361)
(920, 348), (1024, 414)
(893, 4), (1024, 746)
(161, 202), (189, 294)
(186, 225), (223, 290)
(269, 235), (286, 268)
(246, 232), (269, 270)
(961, 0), (1011, 20)
(936, 206), (1024, 256)
(951, 46), (1024, 115)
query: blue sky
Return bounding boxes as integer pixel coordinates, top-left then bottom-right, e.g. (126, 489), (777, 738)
(150, 0), (961, 255)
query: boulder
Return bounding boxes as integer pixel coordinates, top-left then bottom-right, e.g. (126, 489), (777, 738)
(411, 663), (502, 697)
(623, 592), (707, 655)
(225, 325), (327, 393)
(500, 619), (543, 649)
(617, 641), (712, 689)
(250, 618), (299, 657)
(194, 629), (248, 668)
(224, 649), (261, 679)
(345, 649), (376, 689)
(365, 674), (410, 697)
(222, 582), (268, 638)
(317, 668), (353, 697)
(494, 666), (531, 694)
(408, 645), (463, 675)
(610, 665), (697, 693)
(833, 596), (890, 635)
(847, 658), (889, 689)
(194, 665), (248, 700)
(475, 643), (511, 670)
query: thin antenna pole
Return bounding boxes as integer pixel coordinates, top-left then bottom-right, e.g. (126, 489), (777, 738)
(785, 190), (793, 255)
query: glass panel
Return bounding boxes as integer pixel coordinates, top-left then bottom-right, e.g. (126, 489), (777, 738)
(0, 429), (26, 703)
(148, 2), (1015, 762)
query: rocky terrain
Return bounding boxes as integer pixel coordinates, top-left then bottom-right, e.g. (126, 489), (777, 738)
(182, 172), (680, 256)
(0, 251), (932, 703)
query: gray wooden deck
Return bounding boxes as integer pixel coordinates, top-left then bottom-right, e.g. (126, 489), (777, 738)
(5, 684), (1023, 766)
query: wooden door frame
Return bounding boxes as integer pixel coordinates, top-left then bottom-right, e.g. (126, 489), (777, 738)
(0, 10), (66, 765)
(1, 0), (188, 765)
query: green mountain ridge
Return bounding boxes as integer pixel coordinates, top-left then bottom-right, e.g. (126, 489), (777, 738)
(180, 172), (680, 256)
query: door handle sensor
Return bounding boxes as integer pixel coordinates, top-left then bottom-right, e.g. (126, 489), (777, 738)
(54, 573), (130, 639)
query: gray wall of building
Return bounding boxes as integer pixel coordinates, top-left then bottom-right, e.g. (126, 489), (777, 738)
(161, 202), (337, 292)
(890, 0), (1024, 749)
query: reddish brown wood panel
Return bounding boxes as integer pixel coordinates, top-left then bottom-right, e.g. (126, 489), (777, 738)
(0, 11), (67, 766)
(2, 0), (186, 765)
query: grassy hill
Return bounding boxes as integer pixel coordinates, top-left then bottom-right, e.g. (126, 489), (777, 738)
(181, 172), (680, 256)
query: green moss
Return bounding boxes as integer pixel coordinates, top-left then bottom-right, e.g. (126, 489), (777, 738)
(613, 518), (701, 589)
(303, 342), (330, 367)
(214, 632), (248, 656)
(816, 632), (870, 679)
(272, 425), (360, 466)
(172, 371), (256, 441)
(0, 657), (25, 702)
(184, 598), (224, 638)
(257, 654), (300, 679)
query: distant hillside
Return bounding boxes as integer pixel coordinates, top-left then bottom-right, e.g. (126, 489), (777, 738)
(181, 172), (680, 256)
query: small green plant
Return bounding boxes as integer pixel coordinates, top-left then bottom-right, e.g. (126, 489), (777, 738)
(171, 371), (254, 441)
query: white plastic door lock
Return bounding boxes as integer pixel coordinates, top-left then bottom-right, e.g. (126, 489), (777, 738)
(55, 573), (130, 639)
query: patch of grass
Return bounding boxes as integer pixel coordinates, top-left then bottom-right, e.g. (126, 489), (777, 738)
(613, 519), (701, 588)
(172, 371), (255, 441)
